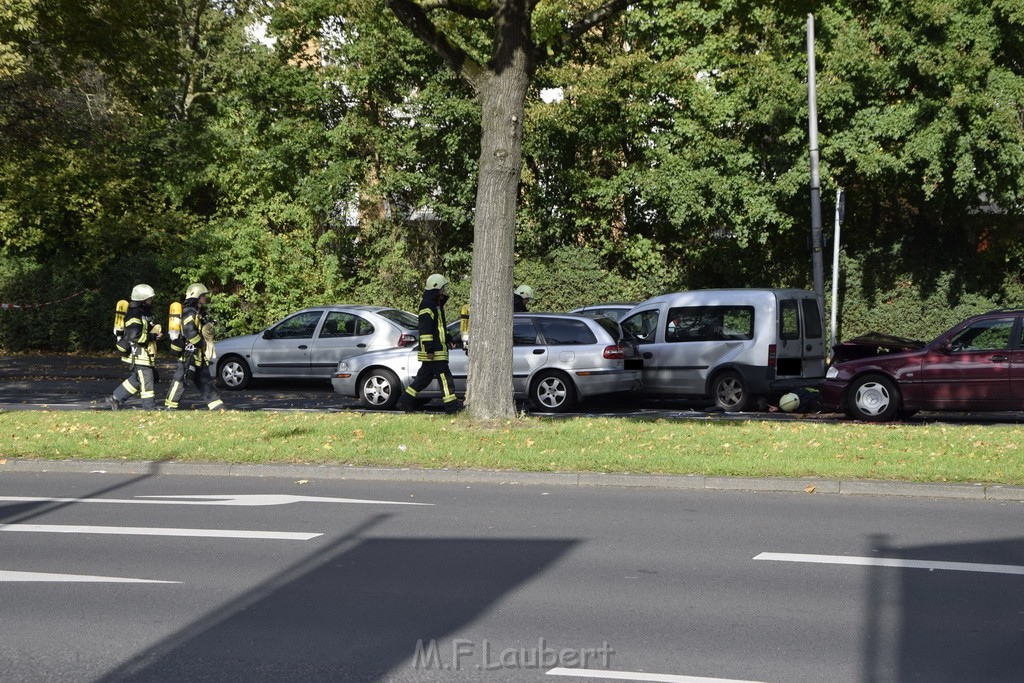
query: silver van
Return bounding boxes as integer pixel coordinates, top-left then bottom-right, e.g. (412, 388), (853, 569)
(620, 289), (826, 410)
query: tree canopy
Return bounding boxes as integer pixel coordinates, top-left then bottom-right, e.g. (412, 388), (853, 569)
(1, 0), (1022, 360)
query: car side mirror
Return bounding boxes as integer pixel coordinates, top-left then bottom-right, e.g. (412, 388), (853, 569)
(938, 340), (952, 354)
(262, 329), (274, 340)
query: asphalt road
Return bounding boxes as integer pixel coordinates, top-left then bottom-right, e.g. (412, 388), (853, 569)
(0, 353), (809, 419)
(5, 353), (1024, 425)
(2, 470), (1023, 682)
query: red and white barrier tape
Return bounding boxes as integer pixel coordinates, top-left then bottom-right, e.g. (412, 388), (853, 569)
(0, 288), (98, 310)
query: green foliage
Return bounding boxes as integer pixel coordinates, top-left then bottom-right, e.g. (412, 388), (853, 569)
(1, 0), (1023, 352)
(512, 245), (655, 311)
(835, 252), (1008, 343)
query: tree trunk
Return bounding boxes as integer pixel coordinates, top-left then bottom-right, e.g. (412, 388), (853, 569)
(465, 10), (532, 421)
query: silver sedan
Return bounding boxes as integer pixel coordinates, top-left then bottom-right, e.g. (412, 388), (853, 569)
(332, 313), (640, 412)
(215, 306), (419, 390)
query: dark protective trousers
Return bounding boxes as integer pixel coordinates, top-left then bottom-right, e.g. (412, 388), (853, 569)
(112, 365), (157, 410)
(405, 360), (458, 404)
(164, 362), (224, 410)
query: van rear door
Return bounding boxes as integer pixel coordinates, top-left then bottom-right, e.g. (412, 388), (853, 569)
(775, 297), (825, 380)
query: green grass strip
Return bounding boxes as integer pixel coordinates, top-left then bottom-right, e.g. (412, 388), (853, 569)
(2, 411), (1022, 484)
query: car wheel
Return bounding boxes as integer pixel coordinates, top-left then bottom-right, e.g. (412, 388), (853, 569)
(359, 368), (402, 410)
(531, 371), (577, 413)
(218, 356), (252, 391)
(846, 374), (900, 422)
(711, 370), (751, 411)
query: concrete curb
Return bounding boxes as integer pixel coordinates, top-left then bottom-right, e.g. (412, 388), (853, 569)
(2, 458), (1023, 501)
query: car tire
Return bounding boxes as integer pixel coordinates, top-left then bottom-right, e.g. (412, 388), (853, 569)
(531, 371), (577, 413)
(846, 374), (900, 422)
(218, 356), (252, 391)
(359, 368), (402, 410)
(711, 370), (751, 412)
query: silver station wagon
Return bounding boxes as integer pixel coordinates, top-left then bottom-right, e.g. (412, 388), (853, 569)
(215, 306), (419, 390)
(621, 288), (827, 411)
(332, 313), (640, 412)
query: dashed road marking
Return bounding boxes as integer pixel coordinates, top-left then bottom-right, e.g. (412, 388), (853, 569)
(547, 668), (766, 682)
(0, 523), (320, 540)
(0, 494), (432, 507)
(754, 552), (1024, 575)
(0, 570), (178, 583)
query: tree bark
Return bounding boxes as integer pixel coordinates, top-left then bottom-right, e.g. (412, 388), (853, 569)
(463, 1), (532, 421)
(465, 68), (529, 419)
(384, 0), (630, 420)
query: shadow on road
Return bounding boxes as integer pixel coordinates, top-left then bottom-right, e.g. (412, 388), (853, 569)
(97, 513), (576, 681)
(861, 533), (1024, 682)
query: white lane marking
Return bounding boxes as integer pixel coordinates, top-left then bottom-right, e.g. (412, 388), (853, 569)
(0, 570), (178, 584)
(754, 552), (1024, 576)
(547, 668), (766, 682)
(0, 524), (320, 540)
(0, 494), (432, 507)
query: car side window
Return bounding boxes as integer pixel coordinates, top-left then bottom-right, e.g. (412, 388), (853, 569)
(537, 318), (597, 345)
(801, 299), (823, 339)
(355, 316), (374, 336)
(271, 311), (323, 340)
(950, 318), (1014, 351)
(513, 319), (541, 346)
(666, 306), (753, 342)
(621, 310), (660, 344)
(319, 312), (370, 338)
(780, 300), (800, 340)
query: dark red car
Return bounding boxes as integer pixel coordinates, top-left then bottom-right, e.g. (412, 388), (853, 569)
(820, 310), (1024, 421)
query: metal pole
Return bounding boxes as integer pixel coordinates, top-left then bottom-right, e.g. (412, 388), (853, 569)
(830, 188), (843, 354)
(807, 14), (825, 322)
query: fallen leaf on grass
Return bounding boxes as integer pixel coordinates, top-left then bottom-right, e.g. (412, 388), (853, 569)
(295, 479), (310, 485)
(805, 484), (816, 493)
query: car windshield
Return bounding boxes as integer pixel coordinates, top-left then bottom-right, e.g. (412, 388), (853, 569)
(376, 308), (418, 330)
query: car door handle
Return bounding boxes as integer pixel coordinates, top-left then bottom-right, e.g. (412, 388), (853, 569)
(533, 348), (545, 355)
(357, 343), (366, 348)
(643, 352), (653, 359)
(297, 345), (308, 350)
(806, 345), (812, 351)
(990, 355), (1008, 362)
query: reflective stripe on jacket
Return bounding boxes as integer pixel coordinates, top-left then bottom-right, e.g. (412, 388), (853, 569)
(417, 290), (448, 362)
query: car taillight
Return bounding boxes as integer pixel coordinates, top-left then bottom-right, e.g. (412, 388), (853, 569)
(603, 344), (625, 359)
(398, 333), (417, 347)
(767, 343), (777, 367)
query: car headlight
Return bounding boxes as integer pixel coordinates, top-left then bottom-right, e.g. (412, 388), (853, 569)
(826, 366), (839, 379)
(337, 361), (350, 372)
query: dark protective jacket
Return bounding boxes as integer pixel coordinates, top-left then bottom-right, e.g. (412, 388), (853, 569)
(417, 289), (449, 362)
(170, 298), (214, 367)
(115, 302), (158, 367)
(513, 294), (529, 312)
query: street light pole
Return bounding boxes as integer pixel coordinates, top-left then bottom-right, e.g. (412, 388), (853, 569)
(830, 188), (845, 354)
(807, 14), (825, 323)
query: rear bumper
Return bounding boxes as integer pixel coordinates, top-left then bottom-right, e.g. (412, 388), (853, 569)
(573, 370), (642, 399)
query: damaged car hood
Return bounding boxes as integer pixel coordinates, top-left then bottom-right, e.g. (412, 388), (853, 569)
(830, 332), (926, 364)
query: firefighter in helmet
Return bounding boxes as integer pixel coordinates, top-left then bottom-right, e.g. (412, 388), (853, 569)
(107, 284), (162, 410)
(513, 284), (534, 312)
(163, 283), (224, 410)
(398, 274), (461, 413)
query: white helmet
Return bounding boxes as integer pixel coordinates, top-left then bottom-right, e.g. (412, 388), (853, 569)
(185, 283), (209, 299)
(514, 284), (534, 300)
(130, 284), (156, 302)
(425, 274), (449, 291)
